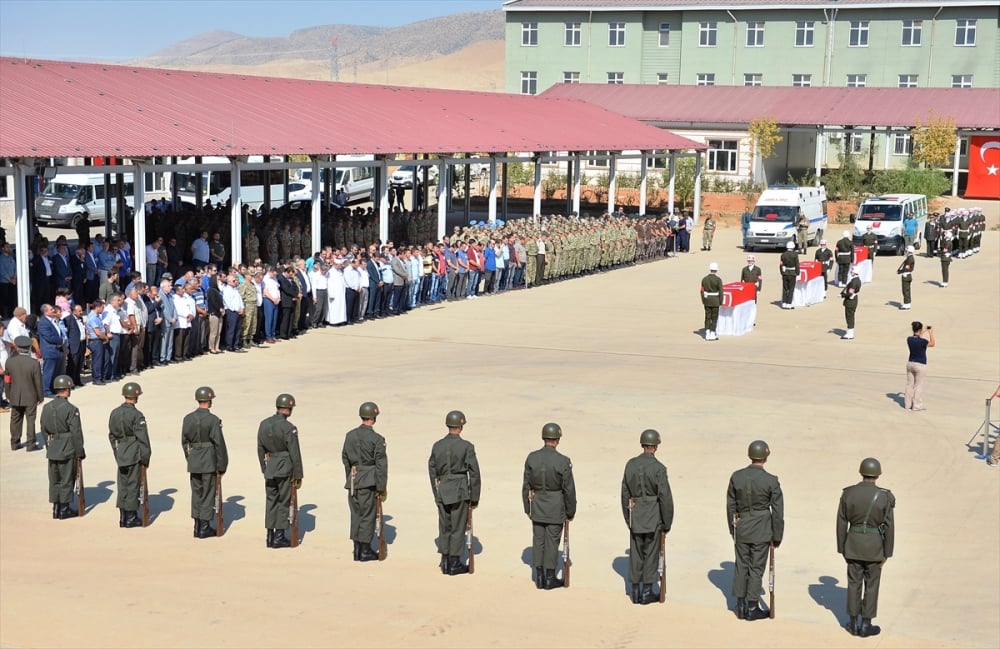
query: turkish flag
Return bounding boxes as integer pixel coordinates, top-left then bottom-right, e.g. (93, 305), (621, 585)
(966, 136), (1000, 199)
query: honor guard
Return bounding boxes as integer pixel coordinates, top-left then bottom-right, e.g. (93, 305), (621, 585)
(700, 262), (723, 341)
(257, 393), (304, 548)
(938, 231), (952, 287)
(841, 266), (862, 340)
(727, 440), (784, 621)
(42, 375), (85, 519)
(522, 422), (577, 589)
(181, 386), (229, 539)
(814, 240), (833, 292)
(897, 246), (915, 309)
(621, 429), (674, 605)
(835, 231), (854, 287)
(342, 401), (388, 561)
(108, 382), (151, 528)
(740, 255), (763, 302)
(779, 242), (799, 310)
(428, 410), (481, 575)
(861, 226), (878, 265)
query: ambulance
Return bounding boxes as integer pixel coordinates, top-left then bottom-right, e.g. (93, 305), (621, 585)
(745, 185), (828, 252)
(852, 194), (928, 255)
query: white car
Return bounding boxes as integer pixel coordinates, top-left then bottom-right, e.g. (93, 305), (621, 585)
(390, 164), (439, 188)
(287, 180), (318, 201)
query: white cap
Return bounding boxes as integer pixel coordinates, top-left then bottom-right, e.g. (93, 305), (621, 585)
(746, 255), (756, 262)
(842, 230), (851, 238)
(906, 245), (915, 253)
(786, 241), (795, 250)
(820, 239), (827, 245)
(708, 262), (719, 272)
(850, 265), (859, 275)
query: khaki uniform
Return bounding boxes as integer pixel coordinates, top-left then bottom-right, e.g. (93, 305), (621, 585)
(428, 434), (481, 561)
(342, 423), (388, 544)
(837, 481), (895, 623)
(257, 412), (303, 531)
(108, 402), (152, 513)
(43, 396), (85, 510)
(621, 453), (674, 587)
(522, 446), (576, 574)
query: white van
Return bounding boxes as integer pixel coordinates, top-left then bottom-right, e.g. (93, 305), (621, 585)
(35, 173), (134, 228)
(296, 157), (375, 204)
(746, 185), (828, 252)
(852, 194), (928, 254)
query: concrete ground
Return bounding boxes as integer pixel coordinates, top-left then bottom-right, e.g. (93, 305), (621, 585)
(1, 199), (997, 649)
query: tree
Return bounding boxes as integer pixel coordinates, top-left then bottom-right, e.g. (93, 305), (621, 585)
(911, 111), (958, 169)
(661, 157), (696, 209)
(748, 116), (783, 185)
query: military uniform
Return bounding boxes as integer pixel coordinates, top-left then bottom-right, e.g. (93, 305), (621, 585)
(938, 234), (952, 287)
(835, 234), (854, 286)
(779, 245), (799, 309)
(795, 213), (809, 254)
(837, 459), (895, 637)
(522, 423), (576, 589)
(861, 230), (878, 266)
(621, 430), (674, 605)
(897, 250), (915, 309)
(701, 267), (724, 340)
(108, 387), (152, 528)
(841, 272), (861, 339)
(701, 215), (717, 251)
(726, 441), (784, 620)
(42, 381), (85, 519)
(342, 402), (388, 561)
(428, 411), (481, 575)
(814, 244), (834, 291)
(257, 395), (303, 548)
(181, 389), (229, 539)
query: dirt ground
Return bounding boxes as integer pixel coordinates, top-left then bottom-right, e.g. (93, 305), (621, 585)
(1, 199), (997, 649)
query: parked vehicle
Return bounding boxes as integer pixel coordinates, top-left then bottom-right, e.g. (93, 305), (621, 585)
(389, 164), (439, 189)
(745, 185), (828, 252)
(852, 193), (928, 255)
(34, 173), (134, 228)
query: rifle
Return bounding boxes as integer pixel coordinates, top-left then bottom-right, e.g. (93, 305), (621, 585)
(139, 465), (149, 527)
(658, 529), (666, 603)
(562, 520), (571, 588)
(768, 543), (776, 619)
(375, 497), (386, 561)
(289, 481), (299, 548)
(74, 458), (85, 516)
(466, 503), (474, 574)
(214, 472), (223, 537)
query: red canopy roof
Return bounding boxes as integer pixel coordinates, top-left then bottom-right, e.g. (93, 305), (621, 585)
(0, 57), (705, 159)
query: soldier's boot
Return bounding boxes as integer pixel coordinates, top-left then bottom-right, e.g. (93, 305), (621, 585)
(844, 615), (860, 636)
(542, 569), (563, 590)
(358, 541), (378, 562)
(439, 554), (448, 574)
(119, 509), (126, 528)
(447, 556), (469, 576)
(858, 619), (881, 637)
(123, 511), (142, 528)
(630, 584), (641, 604)
(735, 598), (747, 620)
(57, 504), (77, 519)
(271, 529), (290, 549)
(534, 567), (544, 589)
(352, 541), (361, 561)
(52, 503), (58, 520)
(639, 584), (658, 605)
(746, 602), (769, 621)
(266, 529), (275, 548)
(193, 519), (198, 538)
(195, 520), (215, 539)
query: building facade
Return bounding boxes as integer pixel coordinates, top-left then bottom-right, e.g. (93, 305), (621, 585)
(504, 0), (1000, 94)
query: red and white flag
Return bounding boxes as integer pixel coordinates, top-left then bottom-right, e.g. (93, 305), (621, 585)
(966, 136), (1000, 199)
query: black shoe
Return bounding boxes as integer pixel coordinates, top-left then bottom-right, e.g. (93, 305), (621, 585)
(119, 509), (126, 528)
(195, 519), (216, 539)
(358, 541), (378, 561)
(630, 584), (641, 604)
(193, 519), (199, 538)
(439, 554), (448, 574)
(534, 566), (544, 589)
(845, 615), (860, 636)
(446, 556), (469, 576)
(25, 442), (42, 452)
(638, 584), (658, 605)
(11, 441), (22, 451)
(746, 604), (769, 621)
(858, 619), (881, 637)
(542, 568), (563, 590)
(123, 510), (142, 528)
(52, 503), (58, 519)
(353, 541), (361, 561)
(735, 598), (747, 619)
(267, 529), (275, 548)
(57, 504), (77, 519)
(271, 529), (290, 548)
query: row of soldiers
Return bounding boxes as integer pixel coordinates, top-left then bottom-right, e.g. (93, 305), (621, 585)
(925, 207), (986, 260)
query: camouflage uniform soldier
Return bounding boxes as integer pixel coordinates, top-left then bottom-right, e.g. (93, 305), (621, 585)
(257, 393), (303, 548)
(43, 375), (86, 519)
(108, 382), (152, 529)
(182, 386), (229, 539)
(342, 401), (388, 562)
(245, 228), (260, 263)
(701, 213), (717, 251)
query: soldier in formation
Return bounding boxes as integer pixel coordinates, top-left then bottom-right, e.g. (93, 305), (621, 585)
(108, 382), (151, 528)
(841, 266), (862, 340)
(779, 241), (799, 310)
(814, 239), (833, 293)
(726, 440), (784, 621)
(181, 386), (229, 539)
(700, 262), (723, 341)
(837, 458), (895, 638)
(620, 429), (674, 605)
(428, 410), (481, 575)
(257, 393), (303, 549)
(42, 375), (85, 519)
(861, 226), (878, 266)
(522, 422), (576, 589)
(342, 401), (388, 562)
(740, 255), (762, 302)
(897, 245), (915, 310)
(938, 231), (952, 287)
(835, 231), (854, 287)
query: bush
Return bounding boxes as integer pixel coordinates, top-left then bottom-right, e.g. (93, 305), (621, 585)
(868, 164), (951, 199)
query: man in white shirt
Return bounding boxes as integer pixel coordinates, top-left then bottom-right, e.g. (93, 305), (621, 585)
(310, 263), (329, 327)
(172, 284), (195, 361)
(343, 258), (363, 324)
(103, 293), (125, 380)
(3, 307), (30, 354)
(262, 267), (281, 343)
(221, 274), (245, 352)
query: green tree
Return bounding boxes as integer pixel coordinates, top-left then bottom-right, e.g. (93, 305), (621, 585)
(661, 157), (696, 209)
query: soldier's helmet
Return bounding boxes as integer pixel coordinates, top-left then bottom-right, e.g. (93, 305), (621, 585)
(859, 457), (882, 477)
(195, 386), (216, 402)
(122, 382), (142, 398)
(640, 429), (661, 446)
(748, 440), (770, 460)
(276, 393), (296, 409)
(359, 401), (379, 419)
(52, 375), (74, 392)
(445, 410), (466, 428)
(541, 422), (562, 439)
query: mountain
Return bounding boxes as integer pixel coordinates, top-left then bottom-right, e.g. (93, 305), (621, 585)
(132, 10), (505, 91)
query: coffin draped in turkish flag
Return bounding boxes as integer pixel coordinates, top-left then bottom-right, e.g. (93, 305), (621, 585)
(966, 136), (1000, 199)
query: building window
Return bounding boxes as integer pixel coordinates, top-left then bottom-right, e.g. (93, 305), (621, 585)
(585, 150), (610, 167)
(521, 22), (538, 47)
(847, 132), (865, 154)
(607, 72), (624, 84)
(898, 74), (919, 88)
(952, 74), (973, 88)
(656, 73), (669, 85)
(795, 21), (814, 47)
(846, 74), (867, 88)
(608, 22), (625, 47)
(901, 19), (922, 46)
(707, 139), (738, 173)
(563, 72), (580, 84)
(565, 22), (581, 46)
(697, 73), (716, 86)
(955, 19), (976, 46)
(520, 71), (537, 95)
(699, 22), (718, 47)
(959, 138), (968, 156)
(893, 133), (913, 156)
(656, 22), (672, 47)
(849, 21), (869, 47)
(647, 150), (668, 169)
(746, 21), (765, 47)
(744, 73), (763, 87)
(793, 74), (812, 87)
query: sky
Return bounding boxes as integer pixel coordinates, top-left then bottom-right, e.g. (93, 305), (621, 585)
(0, 0), (501, 62)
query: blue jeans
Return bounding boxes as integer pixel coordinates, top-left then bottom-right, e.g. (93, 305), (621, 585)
(88, 339), (105, 381)
(263, 300), (278, 339)
(466, 270), (480, 296)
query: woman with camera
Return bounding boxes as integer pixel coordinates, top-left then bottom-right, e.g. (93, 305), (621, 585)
(904, 321), (935, 411)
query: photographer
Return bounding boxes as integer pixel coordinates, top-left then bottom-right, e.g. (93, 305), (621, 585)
(904, 321), (935, 411)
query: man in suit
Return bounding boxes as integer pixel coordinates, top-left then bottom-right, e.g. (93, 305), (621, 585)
(63, 304), (87, 388)
(37, 304), (67, 397)
(6, 336), (44, 451)
(83, 243), (100, 305)
(30, 244), (54, 314)
(277, 266), (299, 340)
(70, 246), (87, 305)
(52, 243), (73, 291)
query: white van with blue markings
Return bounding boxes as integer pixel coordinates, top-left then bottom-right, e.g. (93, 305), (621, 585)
(746, 185), (828, 252)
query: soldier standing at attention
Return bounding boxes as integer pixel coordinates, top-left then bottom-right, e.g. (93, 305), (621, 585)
(861, 226), (878, 266)
(181, 386), (229, 539)
(621, 429), (674, 605)
(779, 241), (799, 310)
(740, 255), (763, 301)
(835, 231), (854, 287)
(342, 401), (387, 561)
(795, 211), (809, 254)
(700, 262), (723, 341)
(841, 266), (862, 340)
(938, 231), (952, 287)
(522, 422), (576, 590)
(108, 382), (151, 528)
(42, 375), (85, 519)
(814, 239), (834, 293)
(727, 440), (784, 621)
(837, 458), (895, 637)
(701, 213), (717, 252)
(428, 410), (481, 575)
(897, 245), (915, 310)
(257, 393), (303, 549)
